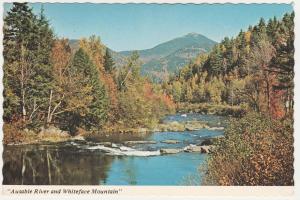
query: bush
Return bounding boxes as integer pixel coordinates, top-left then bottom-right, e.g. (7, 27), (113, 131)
(203, 112), (294, 185)
(3, 121), (36, 144)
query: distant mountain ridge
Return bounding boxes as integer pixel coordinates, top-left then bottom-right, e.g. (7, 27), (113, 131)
(68, 33), (217, 80)
(118, 33), (217, 78)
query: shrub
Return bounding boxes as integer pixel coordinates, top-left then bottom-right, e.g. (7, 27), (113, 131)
(203, 112), (294, 185)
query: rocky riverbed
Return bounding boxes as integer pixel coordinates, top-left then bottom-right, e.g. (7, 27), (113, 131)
(3, 113), (227, 185)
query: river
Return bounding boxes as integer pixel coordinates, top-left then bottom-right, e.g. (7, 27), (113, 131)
(2, 113), (226, 185)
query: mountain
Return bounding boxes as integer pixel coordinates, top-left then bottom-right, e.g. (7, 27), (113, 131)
(68, 33), (216, 80)
(118, 33), (217, 79)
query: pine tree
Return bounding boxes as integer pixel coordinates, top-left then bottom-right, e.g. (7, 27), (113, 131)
(69, 48), (108, 130)
(3, 3), (54, 125)
(103, 49), (115, 73)
(3, 3), (36, 121)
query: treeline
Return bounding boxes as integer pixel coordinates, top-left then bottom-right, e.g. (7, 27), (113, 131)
(169, 13), (294, 185)
(164, 12), (294, 118)
(3, 3), (175, 137)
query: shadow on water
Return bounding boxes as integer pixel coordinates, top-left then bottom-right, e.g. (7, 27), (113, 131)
(2, 144), (115, 185)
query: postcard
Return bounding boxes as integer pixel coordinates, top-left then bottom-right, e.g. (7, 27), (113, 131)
(0, 0), (298, 199)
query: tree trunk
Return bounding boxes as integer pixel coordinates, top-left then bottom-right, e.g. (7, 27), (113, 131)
(47, 90), (53, 124)
(266, 75), (271, 112)
(21, 44), (27, 122)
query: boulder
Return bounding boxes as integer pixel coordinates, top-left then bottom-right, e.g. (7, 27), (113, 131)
(39, 126), (69, 137)
(70, 135), (85, 141)
(111, 143), (118, 148)
(184, 121), (209, 131)
(207, 127), (225, 131)
(124, 140), (157, 145)
(161, 140), (180, 144)
(200, 138), (213, 146)
(183, 144), (215, 153)
(156, 121), (185, 132)
(98, 142), (112, 146)
(183, 144), (202, 152)
(200, 145), (211, 153)
(160, 148), (182, 154)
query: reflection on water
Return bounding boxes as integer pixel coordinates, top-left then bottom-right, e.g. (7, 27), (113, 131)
(3, 144), (206, 185)
(3, 144), (114, 185)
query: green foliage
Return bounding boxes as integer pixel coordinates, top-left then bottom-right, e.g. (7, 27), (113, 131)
(66, 48), (108, 132)
(103, 49), (115, 73)
(206, 76), (225, 104)
(116, 52), (175, 129)
(3, 2), (54, 126)
(3, 3), (176, 137)
(171, 81), (182, 102)
(117, 51), (141, 91)
(120, 33), (217, 78)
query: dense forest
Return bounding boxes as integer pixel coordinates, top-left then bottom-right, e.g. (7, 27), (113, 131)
(3, 3), (294, 186)
(162, 12), (294, 185)
(164, 13), (294, 119)
(3, 3), (175, 143)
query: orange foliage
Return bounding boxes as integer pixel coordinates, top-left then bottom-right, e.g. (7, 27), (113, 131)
(270, 89), (285, 119)
(143, 82), (175, 111)
(101, 72), (119, 123)
(204, 113), (294, 186)
(51, 39), (71, 82)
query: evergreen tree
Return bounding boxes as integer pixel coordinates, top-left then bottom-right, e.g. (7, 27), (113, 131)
(3, 3), (54, 125)
(69, 48), (108, 130)
(103, 49), (115, 73)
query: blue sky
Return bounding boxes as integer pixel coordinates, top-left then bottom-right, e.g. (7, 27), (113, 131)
(4, 3), (293, 51)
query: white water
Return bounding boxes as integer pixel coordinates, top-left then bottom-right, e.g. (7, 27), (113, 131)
(85, 144), (161, 156)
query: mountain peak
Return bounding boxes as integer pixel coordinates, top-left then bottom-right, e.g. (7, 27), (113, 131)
(185, 32), (201, 37)
(118, 33), (217, 79)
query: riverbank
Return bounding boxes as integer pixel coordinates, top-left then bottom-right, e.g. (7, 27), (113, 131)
(176, 103), (246, 117)
(4, 118), (224, 146)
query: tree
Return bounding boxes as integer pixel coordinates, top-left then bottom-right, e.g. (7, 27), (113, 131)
(65, 48), (108, 132)
(3, 3), (54, 126)
(80, 36), (119, 124)
(117, 51), (141, 91)
(45, 39), (72, 125)
(171, 81), (182, 103)
(103, 49), (115, 73)
(247, 38), (276, 113)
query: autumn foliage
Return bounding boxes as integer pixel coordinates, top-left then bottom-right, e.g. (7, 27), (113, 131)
(203, 112), (293, 185)
(165, 13), (294, 120)
(3, 3), (176, 137)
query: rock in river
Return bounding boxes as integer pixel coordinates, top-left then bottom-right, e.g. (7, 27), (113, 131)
(98, 142), (112, 147)
(183, 144), (215, 153)
(207, 127), (225, 131)
(155, 121), (185, 132)
(200, 145), (215, 153)
(124, 140), (157, 145)
(184, 121), (208, 131)
(160, 148), (182, 154)
(184, 144), (202, 152)
(161, 140), (180, 144)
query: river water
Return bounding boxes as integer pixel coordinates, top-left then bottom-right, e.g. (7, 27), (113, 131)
(2, 113), (226, 185)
